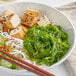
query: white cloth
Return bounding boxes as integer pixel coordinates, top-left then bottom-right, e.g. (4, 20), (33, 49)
(57, 2), (76, 76)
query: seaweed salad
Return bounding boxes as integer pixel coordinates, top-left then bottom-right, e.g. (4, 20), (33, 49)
(23, 25), (70, 66)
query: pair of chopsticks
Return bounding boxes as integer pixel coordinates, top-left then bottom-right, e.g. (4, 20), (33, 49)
(0, 50), (55, 76)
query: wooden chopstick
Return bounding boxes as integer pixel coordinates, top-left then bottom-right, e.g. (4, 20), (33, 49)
(0, 50), (54, 76)
(0, 50), (55, 76)
(0, 55), (47, 76)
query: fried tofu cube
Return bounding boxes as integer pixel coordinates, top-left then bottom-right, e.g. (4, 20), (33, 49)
(22, 9), (40, 27)
(25, 9), (39, 17)
(0, 23), (9, 32)
(10, 27), (25, 40)
(3, 14), (21, 29)
(37, 15), (50, 27)
(3, 24), (9, 32)
(0, 9), (13, 23)
(1, 9), (21, 29)
(18, 24), (28, 33)
(25, 9), (39, 24)
(21, 13), (36, 26)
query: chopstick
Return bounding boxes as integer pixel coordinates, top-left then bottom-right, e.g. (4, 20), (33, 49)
(0, 55), (47, 76)
(0, 50), (55, 76)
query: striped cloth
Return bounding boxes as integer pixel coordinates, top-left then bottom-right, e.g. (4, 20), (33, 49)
(57, 2), (76, 76)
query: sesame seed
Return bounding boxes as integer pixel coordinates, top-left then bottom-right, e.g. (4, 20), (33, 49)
(29, 13), (32, 15)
